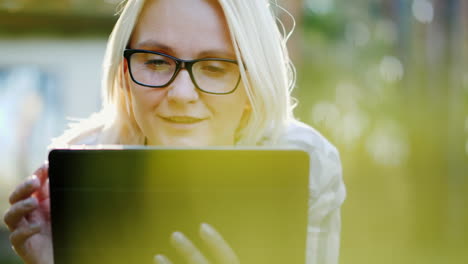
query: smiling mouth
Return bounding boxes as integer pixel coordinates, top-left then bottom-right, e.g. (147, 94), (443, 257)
(160, 116), (206, 124)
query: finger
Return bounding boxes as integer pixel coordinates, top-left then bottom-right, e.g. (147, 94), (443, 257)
(10, 222), (41, 255)
(35, 178), (50, 202)
(154, 254), (173, 264)
(4, 197), (39, 231)
(200, 223), (239, 264)
(170, 231), (210, 264)
(34, 163), (49, 184)
(34, 164), (49, 201)
(9, 176), (40, 205)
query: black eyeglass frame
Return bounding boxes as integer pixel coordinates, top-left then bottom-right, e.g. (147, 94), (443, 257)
(123, 49), (242, 95)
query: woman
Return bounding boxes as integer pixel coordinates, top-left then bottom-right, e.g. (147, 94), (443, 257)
(3, 0), (346, 263)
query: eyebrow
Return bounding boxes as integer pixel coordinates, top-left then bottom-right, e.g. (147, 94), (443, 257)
(133, 40), (175, 53)
(133, 40), (236, 59)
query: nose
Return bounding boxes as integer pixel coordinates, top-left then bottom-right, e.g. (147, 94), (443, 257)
(167, 69), (199, 104)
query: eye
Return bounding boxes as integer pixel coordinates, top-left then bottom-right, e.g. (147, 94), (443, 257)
(202, 65), (226, 73)
(144, 59), (171, 70)
(200, 64), (229, 77)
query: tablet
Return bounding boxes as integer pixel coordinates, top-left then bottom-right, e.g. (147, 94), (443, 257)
(48, 147), (309, 264)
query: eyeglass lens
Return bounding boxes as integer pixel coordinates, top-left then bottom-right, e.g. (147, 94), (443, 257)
(129, 52), (240, 94)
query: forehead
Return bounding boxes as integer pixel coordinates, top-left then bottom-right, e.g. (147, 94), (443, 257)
(130, 0), (233, 57)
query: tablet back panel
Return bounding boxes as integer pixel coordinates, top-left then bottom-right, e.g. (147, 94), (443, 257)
(48, 148), (309, 264)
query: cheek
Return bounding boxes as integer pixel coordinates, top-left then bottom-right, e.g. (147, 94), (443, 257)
(129, 83), (165, 117)
(208, 93), (248, 126)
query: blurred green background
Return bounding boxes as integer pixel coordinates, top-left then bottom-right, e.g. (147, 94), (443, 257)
(1, 0), (467, 263)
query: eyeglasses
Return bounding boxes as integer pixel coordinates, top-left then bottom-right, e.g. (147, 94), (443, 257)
(123, 49), (241, 95)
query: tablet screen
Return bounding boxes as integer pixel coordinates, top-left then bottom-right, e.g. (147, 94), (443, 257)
(49, 148), (309, 264)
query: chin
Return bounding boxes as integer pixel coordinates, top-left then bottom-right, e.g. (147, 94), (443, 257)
(158, 136), (211, 147)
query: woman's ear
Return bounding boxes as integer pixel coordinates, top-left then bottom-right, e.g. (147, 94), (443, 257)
(242, 103), (252, 125)
(118, 61), (136, 118)
(123, 58), (129, 74)
(120, 61), (132, 92)
(243, 96), (252, 113)
(244, 103), (251, 112)
(235, 101), (252, 141)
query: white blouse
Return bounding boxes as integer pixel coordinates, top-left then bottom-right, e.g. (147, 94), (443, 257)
(277, 120), (346, 264)
(68, 119), (346, 264)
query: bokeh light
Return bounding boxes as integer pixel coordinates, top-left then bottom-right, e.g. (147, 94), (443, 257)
(466, 140), (468, 156)
(338, 110), (369, 149)
(306, 0), (334, 15)
(311, 101), (340, 131)
(379, 56), (404, 82)
(412, 0), (434, 24)
(365, 120), (410, 167)
(346, 21), (370, 47)
(335, 82), (359, 110)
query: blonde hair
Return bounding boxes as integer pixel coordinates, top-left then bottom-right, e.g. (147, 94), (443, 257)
(50, 0), (296, 148)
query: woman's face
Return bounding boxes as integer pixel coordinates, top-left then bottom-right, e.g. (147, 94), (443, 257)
(125, 0), (249, 146)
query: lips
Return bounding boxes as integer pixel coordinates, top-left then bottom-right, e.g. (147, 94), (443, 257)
(159, 115), (207, 124)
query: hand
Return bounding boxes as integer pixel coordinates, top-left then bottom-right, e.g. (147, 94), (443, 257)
(154, 223), (239, 264)
(3, 164), (53, 264)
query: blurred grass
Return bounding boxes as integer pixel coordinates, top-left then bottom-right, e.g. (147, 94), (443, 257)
(294, 1), (468, 263)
